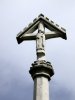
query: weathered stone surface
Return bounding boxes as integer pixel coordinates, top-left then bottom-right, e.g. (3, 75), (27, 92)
(16, 14), (67, 100)
(29, 61), (54, 80)
(34, 77), (49, 100)
(36, 22), (45, 61)
(16, 14), (67, 44)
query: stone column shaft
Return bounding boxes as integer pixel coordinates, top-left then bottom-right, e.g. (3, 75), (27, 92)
(34, 77), (49, 100)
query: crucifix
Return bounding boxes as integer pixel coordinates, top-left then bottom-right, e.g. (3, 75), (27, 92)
(16, 14), (67, 100)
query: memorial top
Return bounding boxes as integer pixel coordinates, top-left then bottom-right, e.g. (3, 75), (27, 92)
(16, 14), (67, 44)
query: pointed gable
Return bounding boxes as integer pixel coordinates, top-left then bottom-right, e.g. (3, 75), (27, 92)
(16, 14), (67, 44)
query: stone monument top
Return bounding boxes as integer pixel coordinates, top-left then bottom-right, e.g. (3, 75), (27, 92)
(16, 14), (67, 61)
(16, 14), (67, 43)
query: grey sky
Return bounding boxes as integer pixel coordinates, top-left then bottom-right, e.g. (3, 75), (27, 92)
(0, 0), (75, 100)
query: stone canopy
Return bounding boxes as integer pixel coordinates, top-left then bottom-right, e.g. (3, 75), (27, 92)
(16, 14), (67, 44)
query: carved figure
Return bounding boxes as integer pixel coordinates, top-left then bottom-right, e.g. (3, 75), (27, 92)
(36, 32), (45, 51)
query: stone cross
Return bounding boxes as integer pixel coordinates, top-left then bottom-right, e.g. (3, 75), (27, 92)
(16, 14), (67, 100)
(16, 14), (67, 61)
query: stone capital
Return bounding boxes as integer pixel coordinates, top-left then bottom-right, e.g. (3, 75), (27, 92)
(29, 60), (54, 80)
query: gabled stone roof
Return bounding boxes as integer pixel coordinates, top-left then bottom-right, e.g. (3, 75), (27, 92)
(16, 14), (67, 44)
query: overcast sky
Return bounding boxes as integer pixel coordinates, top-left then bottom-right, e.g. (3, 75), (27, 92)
(0, 0), (75, 100)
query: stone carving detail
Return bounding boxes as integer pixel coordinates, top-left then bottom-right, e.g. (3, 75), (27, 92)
(36, 32), (45, 51)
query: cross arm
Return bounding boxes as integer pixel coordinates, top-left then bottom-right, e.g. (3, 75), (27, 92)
(45, 31), (67, 40)
(17, 33), (36, 44)
(20, 33), (36, 41)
